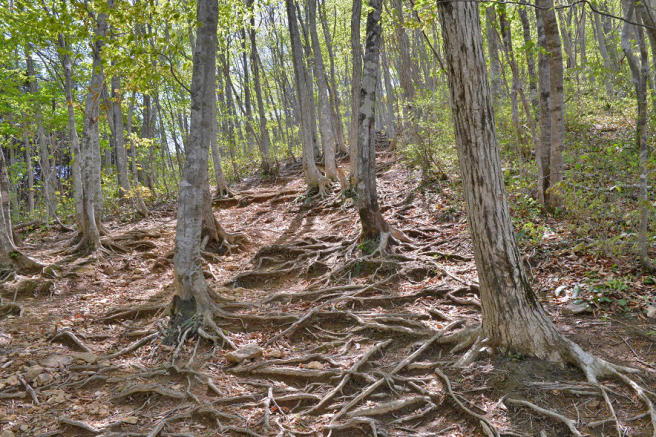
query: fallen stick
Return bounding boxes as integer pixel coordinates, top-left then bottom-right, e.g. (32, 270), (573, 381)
(505, 398), (582, 437)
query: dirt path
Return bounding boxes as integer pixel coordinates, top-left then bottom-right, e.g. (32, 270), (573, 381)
(1, 153), (654, 437)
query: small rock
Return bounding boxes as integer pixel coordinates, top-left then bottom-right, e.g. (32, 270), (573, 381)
(267, 350), (284, 359)
(5, 374), (20, 387)
(225, 264), (239, 271)
(225, 344), (263, 363)
(562, 302), (592, 315)
(123, 416), (138, 425)
(24, 365), (44, 381)
(587, 400), (600, 409)
(73, 352), (98, 364)
(98, 360), (111, 367)
(35, 373), (53, 387)
(41, 354), (72, 368)
(1, 430), (15, 437)
(19, 425), (28, 432)
(646, 306), (656, 319)
(99, 408), (109, 417)
(305, 361), (323, 370)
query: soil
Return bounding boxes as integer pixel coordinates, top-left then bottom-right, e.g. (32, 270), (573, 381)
(1, 152), (654, 437)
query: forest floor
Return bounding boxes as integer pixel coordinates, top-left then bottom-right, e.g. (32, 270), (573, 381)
(1, 144), (655, 437)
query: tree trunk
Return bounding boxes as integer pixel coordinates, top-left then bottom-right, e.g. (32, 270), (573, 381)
(247, 0), (274, 174)
(622, 0), (655, 272)
(210, 93), (230, 198)
(26, 53), (57, 221)
(540, 0), (565, 211)
(391, 0), (416, 130)
(171, 0), (223, 334)
(77, 5), (109, 250)
(380, 38), (397, 141)
(498, 5), (523, 145)
(593, 10), (614, 98)
(57, 35), (84, 228)
(286, 0), (329, 195)
(349, 0), (363, 186)
(485, 7), (502, 105)
(318, 0), (347, 154)
(437, 0), (582, 364)
(308, 0), (337, 178)
(357, 0), (387, 240)
(518, 5), (538, 113)
(111, 76), (131, 199)
(0, 149), (14, 245)
(536, 6), (552, 208)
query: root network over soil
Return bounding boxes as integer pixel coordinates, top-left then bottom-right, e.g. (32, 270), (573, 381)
(0, 153), (655, 437)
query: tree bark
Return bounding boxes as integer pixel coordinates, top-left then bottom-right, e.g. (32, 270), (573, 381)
(536, 6), (552, 207)
(57, 35), (84, 228)
(171, 0), (222, 332)
(318, 0), (347, 154)
(593, 9), (614, 98)
(349, 0), (363, 187)
(621, 0), (655, 271)
(437, 0), (584, 363)
(26, 52), (58, 221)
(77, 5), (109, 250)
(247, 0), (274, 174)
(357, 0), (387, 240)
(485, 7), (502, 105)
(541, 0), (565, 211)
(308, 0), (337, 178)
(286, 0), (329, 195)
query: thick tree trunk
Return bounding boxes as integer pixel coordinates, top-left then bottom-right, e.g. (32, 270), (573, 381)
(349, 0), (363, 187)
(309, 0), (337, 178)
(171, 0), (222, 333)
(357, 0), (387, 240)
(286, 0), (329, 195)
(437, 0), (582, 364)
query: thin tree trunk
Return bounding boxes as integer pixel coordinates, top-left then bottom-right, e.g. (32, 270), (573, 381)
(171, 0), (226, 334)
(519, 5), (539, 113)
(309, 0), (337, 178)
(318, 0), (347, 154)
(541, 0), (565, 211)
(536, 5), (552, 208)
(486, 7), (502, 104)
(593, 11), (614, 98)
(246, 0), (273, 173)
(349, 0), (363, 186)
(286, 0), (329, 194)
(622, 0), (655, 271)
(357, 0), (387, 240)
(57, 34), (84, 228)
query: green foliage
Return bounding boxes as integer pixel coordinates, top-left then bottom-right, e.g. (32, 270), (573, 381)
(398, 90), (458, 182)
